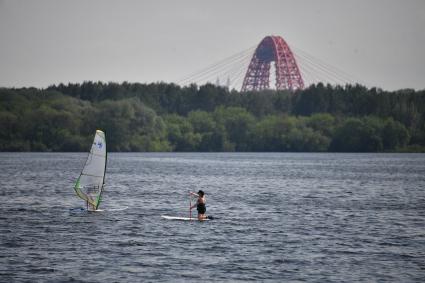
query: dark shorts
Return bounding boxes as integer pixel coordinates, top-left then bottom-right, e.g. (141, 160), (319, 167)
(197, 203), (206, 214)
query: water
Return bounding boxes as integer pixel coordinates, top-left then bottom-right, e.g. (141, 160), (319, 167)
(0, 152), (424, 282)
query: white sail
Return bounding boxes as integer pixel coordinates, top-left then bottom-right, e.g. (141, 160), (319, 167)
(74, 130), (107, 210)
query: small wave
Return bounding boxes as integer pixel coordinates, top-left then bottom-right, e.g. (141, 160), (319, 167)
(115, 240), (145, 247)
(68, 207), (86, 214)
(27, 267), (55, 274)
(1, 241), (22, 248)
(105, 206), (129, 211)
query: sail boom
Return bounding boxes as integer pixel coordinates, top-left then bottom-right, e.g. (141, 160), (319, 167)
(80, 173), (104, 178)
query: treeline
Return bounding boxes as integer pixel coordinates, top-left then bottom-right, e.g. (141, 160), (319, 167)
(0, 82), (424, 152)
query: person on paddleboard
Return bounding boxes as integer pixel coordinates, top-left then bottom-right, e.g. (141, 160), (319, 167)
(190, 190), (207, 220)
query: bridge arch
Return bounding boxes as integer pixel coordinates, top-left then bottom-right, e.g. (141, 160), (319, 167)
(241, 36), (304, 91)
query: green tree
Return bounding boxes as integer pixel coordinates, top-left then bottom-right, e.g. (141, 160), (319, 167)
(282, 127), (330, 152)
(164, 114), (201, 151)
(213, 107), (255, 151)
(251, 115), (297, 151)
(382, 118), (410, 150)
(330, 118), (383, 152)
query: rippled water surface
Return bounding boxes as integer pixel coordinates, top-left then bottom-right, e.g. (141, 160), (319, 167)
(1, 152), (424, 282)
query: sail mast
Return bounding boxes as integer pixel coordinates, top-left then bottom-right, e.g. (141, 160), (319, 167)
(95, 132), (107, 210)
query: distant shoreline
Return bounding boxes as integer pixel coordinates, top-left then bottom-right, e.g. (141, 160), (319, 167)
(1, 82), (424, 153)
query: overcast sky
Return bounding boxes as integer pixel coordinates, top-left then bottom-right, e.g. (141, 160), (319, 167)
(0, 0), (424, 90)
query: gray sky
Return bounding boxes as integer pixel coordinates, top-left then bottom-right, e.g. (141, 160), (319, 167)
(0, 0), (424, 90)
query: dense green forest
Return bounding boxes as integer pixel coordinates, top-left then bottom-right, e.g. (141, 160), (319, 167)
(1, 82), (424, 152)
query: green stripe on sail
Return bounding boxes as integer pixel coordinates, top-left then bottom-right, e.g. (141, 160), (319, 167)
(95, 194), (102, 210)
(74, 177), (86, 200)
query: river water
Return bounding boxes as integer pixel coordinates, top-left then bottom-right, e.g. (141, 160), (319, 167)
(0, 152), (424, 282)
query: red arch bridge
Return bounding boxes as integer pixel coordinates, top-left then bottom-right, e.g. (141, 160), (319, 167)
(178, 35), (363, 92)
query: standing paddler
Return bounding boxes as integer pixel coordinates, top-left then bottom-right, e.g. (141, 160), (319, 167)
(190, 190), (207, 220)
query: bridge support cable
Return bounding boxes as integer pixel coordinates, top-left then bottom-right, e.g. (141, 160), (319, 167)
(227, 62), (251, 90)
(292, 46), (368, 87)
(187, 51), (253, 88)
(178, 46), (256, 87)
(296, 54), (348, 86)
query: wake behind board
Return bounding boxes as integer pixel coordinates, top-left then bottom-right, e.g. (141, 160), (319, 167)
(161, 215), (210, 221)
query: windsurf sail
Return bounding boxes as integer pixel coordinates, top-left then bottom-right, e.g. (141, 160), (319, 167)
(74, 130), (107, 211)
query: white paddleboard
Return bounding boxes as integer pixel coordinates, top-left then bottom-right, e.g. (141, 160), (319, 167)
(161, 215), (210, 221)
